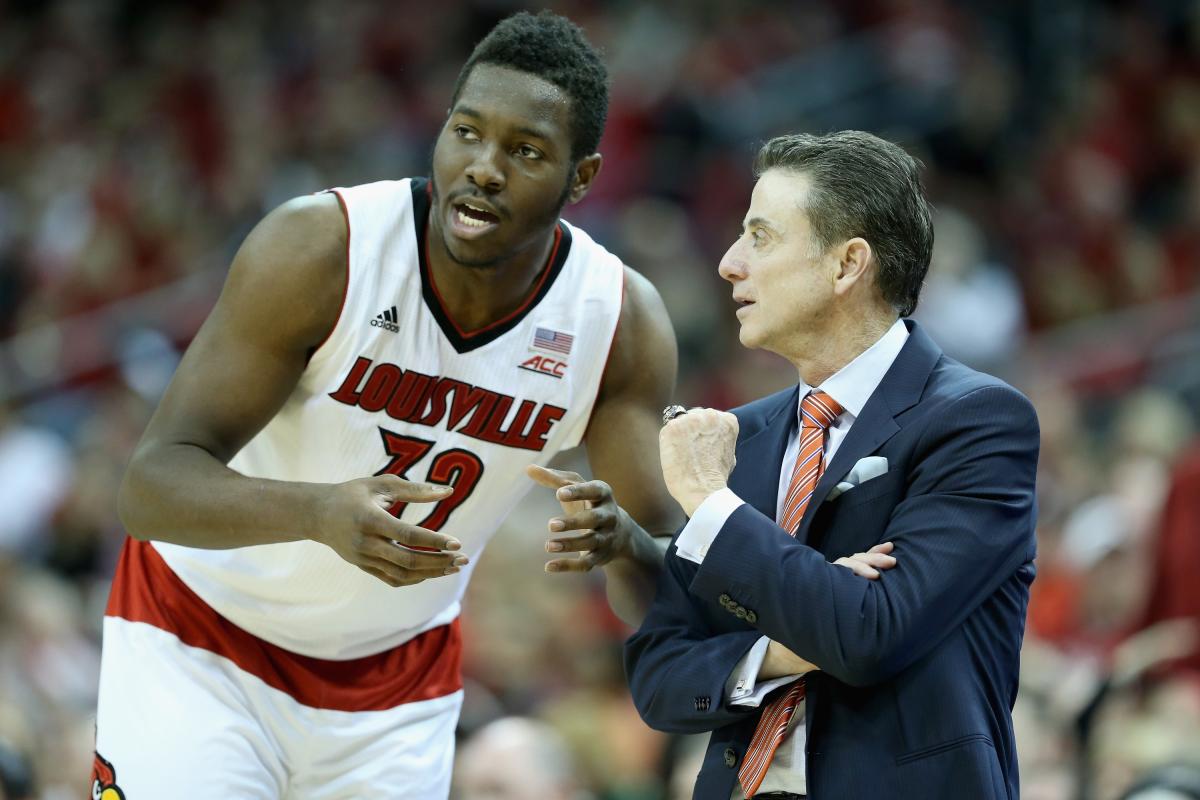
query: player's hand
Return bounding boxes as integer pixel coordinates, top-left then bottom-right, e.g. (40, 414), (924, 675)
(313, 475), (467, 587)
(526, 464), (634, 573)
(833, 541), (896, 579)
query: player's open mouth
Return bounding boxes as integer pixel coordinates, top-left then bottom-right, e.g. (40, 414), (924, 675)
(450, 201), (501, 237)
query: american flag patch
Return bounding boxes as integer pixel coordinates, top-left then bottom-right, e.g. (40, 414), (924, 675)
(531, 326), (574, 356)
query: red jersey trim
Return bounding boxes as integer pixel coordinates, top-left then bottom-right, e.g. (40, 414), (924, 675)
(105, 538), (463, 712)
(309, 188), (353, 359)
(411, 178), (574, 355)
(425, 225), (564, 339)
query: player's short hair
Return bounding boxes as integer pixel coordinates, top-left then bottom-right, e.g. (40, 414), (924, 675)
(754, 131), (934, 317)
(451, 10), (609, 162)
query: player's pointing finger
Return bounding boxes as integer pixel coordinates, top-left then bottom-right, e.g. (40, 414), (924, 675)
(371, 474), (455, 503)
(525, 464), (585, 489)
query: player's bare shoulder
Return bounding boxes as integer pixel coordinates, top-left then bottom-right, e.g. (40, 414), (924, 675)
(218, 192), (349, 353)
(125, 192), (350, 470)
(620, 266), (670, 327)
(600, 266), (677, 399)
(246, 192), (347, 269)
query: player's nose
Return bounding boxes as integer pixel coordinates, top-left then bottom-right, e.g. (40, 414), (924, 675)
(465, 144), (506, 192)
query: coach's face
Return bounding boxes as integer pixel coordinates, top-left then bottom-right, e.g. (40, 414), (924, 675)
(430, 64), (600, 268)
(719, 169), (839, 358)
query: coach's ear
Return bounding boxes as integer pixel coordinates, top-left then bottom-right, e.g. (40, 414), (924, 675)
(832, 237), (873, 299)
(567, 154), (602, 204)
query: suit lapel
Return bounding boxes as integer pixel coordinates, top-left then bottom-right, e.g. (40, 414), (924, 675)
(728, 386), (798, 521)
(794, 320), (943, 544)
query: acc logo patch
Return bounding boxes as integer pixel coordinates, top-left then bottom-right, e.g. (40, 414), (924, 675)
(519, 354), (567, 379)
(91, 752), (127, 800)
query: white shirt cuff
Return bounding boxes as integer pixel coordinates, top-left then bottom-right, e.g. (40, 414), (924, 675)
(674, 488), (744, 564)
(726, 636), (804, 707)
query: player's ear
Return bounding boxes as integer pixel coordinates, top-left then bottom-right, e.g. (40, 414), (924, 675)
(567, 154), (602, 204)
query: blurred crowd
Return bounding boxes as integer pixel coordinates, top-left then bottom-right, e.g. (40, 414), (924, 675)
(0, 1), (1198, 798)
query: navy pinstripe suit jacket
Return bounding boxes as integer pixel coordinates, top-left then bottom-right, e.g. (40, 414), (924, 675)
(625, 321), (1039, 800)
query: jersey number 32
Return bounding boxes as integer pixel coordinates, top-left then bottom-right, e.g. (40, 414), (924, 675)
(374, 429), (484, 531)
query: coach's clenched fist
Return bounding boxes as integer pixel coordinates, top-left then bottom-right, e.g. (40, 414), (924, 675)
(659, 408), (738, 517)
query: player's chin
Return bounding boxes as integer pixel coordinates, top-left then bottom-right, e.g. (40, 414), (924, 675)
(444, 237), (506, 269)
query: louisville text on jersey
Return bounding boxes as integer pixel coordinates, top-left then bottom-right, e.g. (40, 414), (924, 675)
(329, 356), (566, 452)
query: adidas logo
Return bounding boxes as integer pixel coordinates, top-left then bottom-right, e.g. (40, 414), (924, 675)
(371, 306), (399, 333)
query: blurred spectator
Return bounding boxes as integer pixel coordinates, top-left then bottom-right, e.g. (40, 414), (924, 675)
(0, 404), (73, 558)
(915, 205), (1025, 367)
(1140, 440), (1200, 676)
(454, 716), (589, 800)
(0, 739), (35, 800)
(1120, 764), (1200, 800)
(1058, 495), (1148, 649)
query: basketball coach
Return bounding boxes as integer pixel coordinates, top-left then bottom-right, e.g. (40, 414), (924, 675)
(623, 131), (1039, 800)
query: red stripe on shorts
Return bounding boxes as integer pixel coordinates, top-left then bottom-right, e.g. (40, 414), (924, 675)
(105, 537), (463, 712)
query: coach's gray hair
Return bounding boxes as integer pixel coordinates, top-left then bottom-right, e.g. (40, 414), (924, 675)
(754, 131), (934, 317)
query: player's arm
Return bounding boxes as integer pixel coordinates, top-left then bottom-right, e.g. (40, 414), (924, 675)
(528, 267), (682, 625)
(118, 193), (465, 587)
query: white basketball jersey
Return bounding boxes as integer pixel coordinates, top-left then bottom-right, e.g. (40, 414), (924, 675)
(155, 179), (624, 659)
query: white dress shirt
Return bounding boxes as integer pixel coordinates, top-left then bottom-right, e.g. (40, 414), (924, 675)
(674, 319), (908, 798)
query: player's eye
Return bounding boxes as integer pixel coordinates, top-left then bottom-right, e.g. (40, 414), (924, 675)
(455, 126), (480, 141)
(515, 144), (543, 160)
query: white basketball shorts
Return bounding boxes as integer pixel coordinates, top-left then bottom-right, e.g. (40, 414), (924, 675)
(92, 539), (463, 799)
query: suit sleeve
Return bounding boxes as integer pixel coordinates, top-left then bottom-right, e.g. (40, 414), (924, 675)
(624, 535), (764, 734)
(689, 385), (1039, 688)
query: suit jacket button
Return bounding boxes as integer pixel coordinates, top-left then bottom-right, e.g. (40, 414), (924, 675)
(719, 593), (732, 606)
(723, 747), (737, 768)
(735, 607), (747, 619)
(746, 611), (758, 624)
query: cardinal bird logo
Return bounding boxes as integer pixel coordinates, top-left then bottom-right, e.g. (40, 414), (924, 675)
(91, 752), (127, 800)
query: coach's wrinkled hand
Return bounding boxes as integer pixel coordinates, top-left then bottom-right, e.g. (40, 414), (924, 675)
(313, 474), (467, 587)
(526, 464), (634, 573)
(659, 408), (738, 517)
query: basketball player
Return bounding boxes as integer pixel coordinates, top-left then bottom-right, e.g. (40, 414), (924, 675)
(93, 12), (680, 798)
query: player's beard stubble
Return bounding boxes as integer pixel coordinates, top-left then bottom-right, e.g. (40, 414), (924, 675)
(428, 170), (573, 271)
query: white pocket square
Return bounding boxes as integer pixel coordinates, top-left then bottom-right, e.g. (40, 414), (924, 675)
(827, 456), (889, 501)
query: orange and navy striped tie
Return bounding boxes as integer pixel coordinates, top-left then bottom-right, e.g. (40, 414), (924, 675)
(738, 390), (843, 798)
